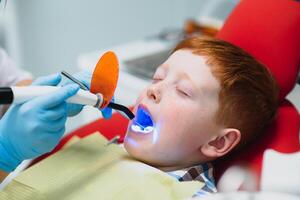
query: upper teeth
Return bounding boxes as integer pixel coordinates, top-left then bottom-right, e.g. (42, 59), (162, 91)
(131, 124), (154, 134)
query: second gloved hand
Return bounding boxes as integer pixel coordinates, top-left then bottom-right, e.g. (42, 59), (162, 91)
(60, 70), (113, 119)
(0, 74), (79, 172)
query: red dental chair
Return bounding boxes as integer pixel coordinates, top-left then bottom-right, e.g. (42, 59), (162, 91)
(213, 0), (300, 186)
(30, 0), (300, 190)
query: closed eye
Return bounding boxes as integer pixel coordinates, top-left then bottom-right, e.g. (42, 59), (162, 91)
(152, 74), (164, 83)
(176, 88), (190, 97)
(152, 78), (163, 84)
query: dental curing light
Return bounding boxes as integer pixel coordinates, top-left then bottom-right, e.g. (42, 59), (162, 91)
(0, 51), (134, 120)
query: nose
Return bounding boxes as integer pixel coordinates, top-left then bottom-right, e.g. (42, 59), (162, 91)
(146, 84), (161, 103)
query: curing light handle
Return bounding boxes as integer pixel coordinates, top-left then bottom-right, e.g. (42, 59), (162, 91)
(0, 87), (14, 104)
(0, 86), (103, 108)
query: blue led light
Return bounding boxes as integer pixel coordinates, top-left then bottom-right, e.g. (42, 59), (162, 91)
(134, 106), (153, 129)
(129, 106), (161, 144)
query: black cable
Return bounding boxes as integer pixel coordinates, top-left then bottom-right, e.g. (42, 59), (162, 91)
(108, 102), (135, 120)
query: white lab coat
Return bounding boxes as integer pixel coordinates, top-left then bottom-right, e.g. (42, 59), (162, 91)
(0, 48), (32, 117)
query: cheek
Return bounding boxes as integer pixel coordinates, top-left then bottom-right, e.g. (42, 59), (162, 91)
(161, 101), (216, 148)
(163, 98), (195, 125)
(158, 100), (196, 144)
(160, 100), (185, 127)
(184, 108), (219, 146)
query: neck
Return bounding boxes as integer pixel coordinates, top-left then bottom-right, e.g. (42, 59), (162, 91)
(157, 163), (197, 172)
(158, 166), (181, 172)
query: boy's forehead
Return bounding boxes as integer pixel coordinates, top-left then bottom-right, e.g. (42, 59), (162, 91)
(164, 50), (206, 71)
(163, 50), (220, 92)
(164, 51), (210, 78)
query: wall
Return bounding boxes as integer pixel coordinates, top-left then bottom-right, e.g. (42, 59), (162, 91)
(7, 0), (207, 76)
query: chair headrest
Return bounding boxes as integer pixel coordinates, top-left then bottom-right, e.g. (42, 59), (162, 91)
(217, 0), (300, 101)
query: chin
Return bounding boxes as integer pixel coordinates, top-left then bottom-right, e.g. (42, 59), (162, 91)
(123, 139), (179, 169)
(124, 146), (150, 166)
(124, 138), (159, 166)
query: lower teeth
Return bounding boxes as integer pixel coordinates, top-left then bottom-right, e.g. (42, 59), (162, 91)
(131, 124), (154, 134)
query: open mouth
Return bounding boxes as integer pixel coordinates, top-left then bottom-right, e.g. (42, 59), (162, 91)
(131, 105), (154, 134)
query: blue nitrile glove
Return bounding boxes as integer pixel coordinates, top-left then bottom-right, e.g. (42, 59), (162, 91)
(0, 74), (79, 172)
(60, 70), (113, 119)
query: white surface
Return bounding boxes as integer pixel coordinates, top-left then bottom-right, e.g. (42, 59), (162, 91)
(5, 0), (209, 76)
(261, 150), (300, 196)
(287, 83), (300, 112)
(196, 192), (300, 200)
(217, 166), (256, 192)
(77, 39), (173, 72)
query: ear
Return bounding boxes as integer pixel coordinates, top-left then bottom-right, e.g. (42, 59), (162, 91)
(201, 128), (241, 158)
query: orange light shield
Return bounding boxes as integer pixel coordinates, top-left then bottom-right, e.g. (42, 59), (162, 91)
(90, 51), (119, 108)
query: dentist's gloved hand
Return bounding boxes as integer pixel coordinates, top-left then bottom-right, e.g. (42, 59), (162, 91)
(60, 70), (113, 119)
(0, 74), (79, 172)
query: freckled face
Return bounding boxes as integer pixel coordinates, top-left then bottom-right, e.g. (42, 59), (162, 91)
(124, 50), (221, 168)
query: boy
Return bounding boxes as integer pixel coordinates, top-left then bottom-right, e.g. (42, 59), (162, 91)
(0, 36), (279, 199)
(124, 36), (279, 197)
